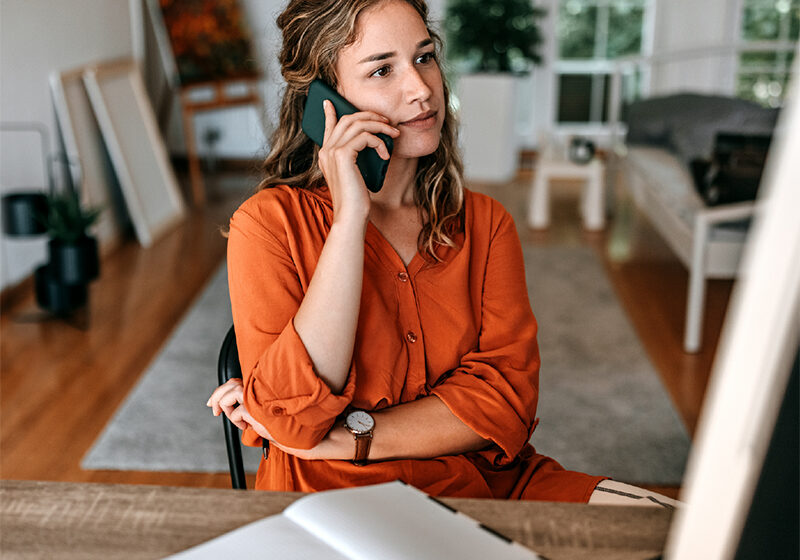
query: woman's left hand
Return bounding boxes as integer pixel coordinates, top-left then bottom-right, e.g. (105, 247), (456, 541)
(207, 379), (351, 461)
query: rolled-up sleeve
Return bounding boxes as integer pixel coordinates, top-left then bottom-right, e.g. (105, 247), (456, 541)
(431, 209), (539, 465)
(228, 204), (355, 449)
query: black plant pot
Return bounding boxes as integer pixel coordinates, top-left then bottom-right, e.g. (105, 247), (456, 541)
(35, 265), (88, 315)
(1, 192), (48, 236)
(48, 236), (100, 285)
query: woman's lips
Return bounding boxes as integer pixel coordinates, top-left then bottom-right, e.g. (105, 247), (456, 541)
(399, 110), (437, 129)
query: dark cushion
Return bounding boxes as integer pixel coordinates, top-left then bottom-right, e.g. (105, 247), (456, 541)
(691, 133), (771, 206)
(624, 93), (779, 165)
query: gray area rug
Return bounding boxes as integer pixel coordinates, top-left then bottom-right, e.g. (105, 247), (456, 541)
(82, 265), (265, 473)
(83, 247), (689, 484)
(526, 246), (689, 484)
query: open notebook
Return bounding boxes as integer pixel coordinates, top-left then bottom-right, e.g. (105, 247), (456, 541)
(167, 481), (540, 560)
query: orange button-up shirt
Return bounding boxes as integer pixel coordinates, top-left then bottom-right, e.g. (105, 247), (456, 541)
(227, 185), (605, 502)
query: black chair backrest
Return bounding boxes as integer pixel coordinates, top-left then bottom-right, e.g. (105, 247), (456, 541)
(217, 325), (247, 489)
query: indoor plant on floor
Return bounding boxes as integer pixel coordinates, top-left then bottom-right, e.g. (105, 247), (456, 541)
(35, 190), (101, 315)
(445, 0), (545, 181)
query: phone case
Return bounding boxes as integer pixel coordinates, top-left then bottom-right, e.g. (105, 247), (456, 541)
(302, 79), (393, 193)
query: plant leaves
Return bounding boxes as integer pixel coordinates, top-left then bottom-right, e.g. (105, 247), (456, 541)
(42, 190), (102, 243)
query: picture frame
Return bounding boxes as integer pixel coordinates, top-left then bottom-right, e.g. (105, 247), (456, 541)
(83, 59), (186, 248)
(50, 66), (129, 253)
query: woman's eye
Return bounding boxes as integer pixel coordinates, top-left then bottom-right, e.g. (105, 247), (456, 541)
(371, 65), (391, 78)
(416, 52), (436, 64)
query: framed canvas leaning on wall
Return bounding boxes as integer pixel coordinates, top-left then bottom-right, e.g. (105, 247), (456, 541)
(50, 66), (129, 254)
(83, 59), (186, 248)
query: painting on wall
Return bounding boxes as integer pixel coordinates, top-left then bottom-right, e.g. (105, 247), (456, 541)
(151, 0), (259, 86)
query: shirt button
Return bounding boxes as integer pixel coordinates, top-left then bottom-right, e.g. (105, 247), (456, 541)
(406, 331), (417, 343)
(272, 406), (285, 416)
(397, 272), (409, 282)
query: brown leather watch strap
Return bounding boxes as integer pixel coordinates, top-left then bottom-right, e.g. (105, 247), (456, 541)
(353, 432), (372, 466)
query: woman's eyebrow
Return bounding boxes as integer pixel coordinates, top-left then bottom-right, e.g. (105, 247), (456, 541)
(358, 38), (433, 64)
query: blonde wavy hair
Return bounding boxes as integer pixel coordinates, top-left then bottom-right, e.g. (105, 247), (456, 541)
(259, 0), (465, 260)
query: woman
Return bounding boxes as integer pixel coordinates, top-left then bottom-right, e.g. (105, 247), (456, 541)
(208, 0), (676, 506)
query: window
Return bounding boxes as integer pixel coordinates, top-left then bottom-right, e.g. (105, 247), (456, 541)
(737, 0), (799, 107)
(555, 0), (651, 124)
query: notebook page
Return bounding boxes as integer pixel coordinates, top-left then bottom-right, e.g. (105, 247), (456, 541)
(284, 481), (540, 560)
(165, 515), (349, 559)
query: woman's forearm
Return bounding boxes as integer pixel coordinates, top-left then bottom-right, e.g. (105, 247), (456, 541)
(293, 218), (367, 394)
(233, 394), (491, 462)
(364, 396), (490, 461)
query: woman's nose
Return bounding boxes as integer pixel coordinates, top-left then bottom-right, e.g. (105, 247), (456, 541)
(403, 67), (432, 104)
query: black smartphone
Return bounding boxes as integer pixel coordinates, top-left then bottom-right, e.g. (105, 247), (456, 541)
(301, 79), (393, 193)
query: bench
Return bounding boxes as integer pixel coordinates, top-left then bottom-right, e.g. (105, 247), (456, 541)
(616, 93), (777, 352)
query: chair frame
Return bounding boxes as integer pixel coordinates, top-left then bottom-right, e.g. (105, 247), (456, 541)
(216, 325), (248, 489)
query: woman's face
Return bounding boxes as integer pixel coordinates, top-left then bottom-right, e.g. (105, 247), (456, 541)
(334, 0), (445, 160)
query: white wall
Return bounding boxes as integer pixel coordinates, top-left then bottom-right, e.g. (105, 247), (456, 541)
(519, 0), (556, 148)
(649, 0), (740, 96)
(0, 0), (133, 291)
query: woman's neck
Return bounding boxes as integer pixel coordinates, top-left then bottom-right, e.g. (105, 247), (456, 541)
(369, 156), (418, 210)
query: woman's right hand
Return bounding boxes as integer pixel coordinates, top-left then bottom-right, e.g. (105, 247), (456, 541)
(207, 379), (351, 461)
(207, 378), (272, 441)
(317, 99), (399, 224)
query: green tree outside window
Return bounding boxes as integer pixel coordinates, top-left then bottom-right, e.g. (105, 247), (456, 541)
(738, 0), (798, 107)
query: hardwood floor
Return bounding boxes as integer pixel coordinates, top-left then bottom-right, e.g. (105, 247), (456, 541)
(0, 167), (731, 499)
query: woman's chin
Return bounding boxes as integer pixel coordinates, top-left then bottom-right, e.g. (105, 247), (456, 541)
(392, 137), (441, 159)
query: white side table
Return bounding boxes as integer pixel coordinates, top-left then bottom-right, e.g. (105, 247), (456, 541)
(528, 142), (606, 231)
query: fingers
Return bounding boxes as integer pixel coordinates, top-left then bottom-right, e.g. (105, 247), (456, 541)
(320, 102), (398, 159)
(208, 382), (276, 442)
(322, 100), (337, 144)
(362, 131), (392, 160)
(218, 385), (243, 420)
(238, 407), (275, 442)
(228, 405), (250, 431)
(206, 378), (243, 416)
(327, 112), (399, 147)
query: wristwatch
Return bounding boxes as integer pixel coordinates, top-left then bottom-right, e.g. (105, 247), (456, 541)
(344, 410), (375, 466)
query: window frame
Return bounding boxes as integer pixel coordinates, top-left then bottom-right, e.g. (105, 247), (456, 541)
(734, 0), (798, 107)
(552, 0), (655, 132)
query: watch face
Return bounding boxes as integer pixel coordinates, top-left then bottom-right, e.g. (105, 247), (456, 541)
(346, 410), (375, 434)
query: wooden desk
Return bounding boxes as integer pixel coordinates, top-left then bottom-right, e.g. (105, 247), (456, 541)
(0, 480), (671, 559)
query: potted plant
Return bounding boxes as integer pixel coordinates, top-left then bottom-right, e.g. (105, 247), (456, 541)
(40, 190), (101, 286)
(32, 190), (101, 315)
(445, 0), (545, 181)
